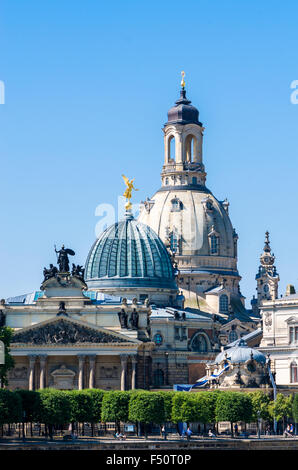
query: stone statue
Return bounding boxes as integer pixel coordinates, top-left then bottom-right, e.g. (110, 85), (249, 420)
(72, 263), (85, 279)
(118, 309), (128, 329)
(57, 301), (67, 316)
(131, 309), (139, 330)
(43, 264), (58, 281)
(55, 245), (75, 273)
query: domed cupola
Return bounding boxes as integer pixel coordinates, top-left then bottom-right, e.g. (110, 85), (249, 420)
(85, 211), (178, 304)
(166, 88), (202, 126)
(215, 339), (266, 365)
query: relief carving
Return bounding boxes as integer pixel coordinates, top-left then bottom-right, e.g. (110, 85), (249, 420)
(12, 319), (130, 345)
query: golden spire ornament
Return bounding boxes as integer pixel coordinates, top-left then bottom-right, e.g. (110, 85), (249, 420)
(181, 71), (186, 88)
(122, 174), (139, 210)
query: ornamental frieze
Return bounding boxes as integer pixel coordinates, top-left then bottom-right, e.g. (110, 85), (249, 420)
(12, 319), (130, 345)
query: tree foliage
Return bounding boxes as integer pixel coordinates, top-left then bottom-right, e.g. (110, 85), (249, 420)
(248, 391), (271, 422)
(15, 390), (40, 423)
(215, 392), (253, 425)
(85, 388), (105, 423)
(101, 390), (130, 424)
(292, 394), (298, 423)
(67, 390), (93, 424)
(269, 393), (293, 423)
(38, 388), (71, 426)
(0, 327), (15, 386)
(0, 389), (22, 425)
(128, 391), (165, 425)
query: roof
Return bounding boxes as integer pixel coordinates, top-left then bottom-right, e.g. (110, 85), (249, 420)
(227, 328), (263, 348)
(166, 88), (201, 126)
(150, 306), (212, 322)
(85, 211), (177, 291)
(215, 338), (266, 365)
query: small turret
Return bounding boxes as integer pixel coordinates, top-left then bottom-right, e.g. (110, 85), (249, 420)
(255, 231), (279, 307)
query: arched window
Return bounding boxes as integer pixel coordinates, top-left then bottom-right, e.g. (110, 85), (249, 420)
(185, 134), (198, 162)
(191, 333), (208, 352)
(153, 369), (164, 387)
(219, 294), (229, 314)
(229, 330), (238, 343)
(290, 362), (298, 383)
(168, 135), (175, 162)
(210, 235), (219, 255)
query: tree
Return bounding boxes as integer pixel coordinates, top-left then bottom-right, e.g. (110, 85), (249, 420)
(128, 391), (165, 438)
(85, 389), (105, 436)
(215, 392), (253, 436)
(0, 327), (15, 387)
(0, 389), (22, 436)
(155, 391), (175, 422)
(15, 390), (41, 436)
(249, 391), (271, 424)
(293, 394), (298, 425)
(38, 389), (71, 439)
(269, 393), (293, 432)
(67, 390), (93, 435)
(101, 391), (130, 433)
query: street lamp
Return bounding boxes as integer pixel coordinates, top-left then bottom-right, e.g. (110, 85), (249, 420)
(257, 410), (261, 439)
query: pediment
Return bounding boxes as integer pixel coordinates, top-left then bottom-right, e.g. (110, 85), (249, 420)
(11, 316), (138, 345)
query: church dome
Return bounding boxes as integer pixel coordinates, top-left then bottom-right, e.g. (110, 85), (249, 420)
(214, 339), (266, 365)
(138, 188), (239, 277)
(85, 212), (177, 291)
(166, 88), (201, 125)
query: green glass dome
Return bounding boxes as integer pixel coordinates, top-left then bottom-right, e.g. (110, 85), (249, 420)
(85, 212), (177, 291)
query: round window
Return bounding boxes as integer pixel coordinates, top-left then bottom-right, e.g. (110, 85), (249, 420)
(153, 333), (163, 345)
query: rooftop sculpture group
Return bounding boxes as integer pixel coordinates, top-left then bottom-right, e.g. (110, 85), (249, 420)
(43, 245), (84, 282)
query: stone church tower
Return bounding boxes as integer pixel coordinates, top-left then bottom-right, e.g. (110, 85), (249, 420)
(255, 231), (279, 305)
(138, 78), (243, 312)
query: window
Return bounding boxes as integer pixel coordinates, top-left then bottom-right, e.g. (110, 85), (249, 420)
(289, 327), (298, 344)
(210, 235), (219, 255)
(168, 135), (175, 162)
(219, 294), (229, 314)
(290, 362), (298, 383)
(153, 333), (163, 345)
(191, 333), (208, 352)
(153, 369), (164, 387)
(192, 177), (197, 185)
(229, 330), (238, 343)
(171, 198), (182, 212)
(170, 232), (179, 253)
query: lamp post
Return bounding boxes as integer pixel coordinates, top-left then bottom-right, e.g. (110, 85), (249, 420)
(257, 410), (261, 439)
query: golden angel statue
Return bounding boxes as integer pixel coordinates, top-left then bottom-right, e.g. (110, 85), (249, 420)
(122, 174), (138, 210)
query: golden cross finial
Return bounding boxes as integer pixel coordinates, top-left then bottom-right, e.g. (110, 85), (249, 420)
(181, 71), (185, 88)
(122, 175), (139, 210)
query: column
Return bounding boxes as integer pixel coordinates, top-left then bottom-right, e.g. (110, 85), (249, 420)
(39, 355), (47, 389)
(165, 352), (169, 386)
(78, 355), (85, 390)
(28, 355), (36, 391)
(120, 355), (128, 391)
(88, 355), (96, 389)
(130, 355), (137, 390)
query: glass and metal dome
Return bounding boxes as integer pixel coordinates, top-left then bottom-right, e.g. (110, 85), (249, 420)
(215, 339), (266, 365)
(85, 212), (177, 291)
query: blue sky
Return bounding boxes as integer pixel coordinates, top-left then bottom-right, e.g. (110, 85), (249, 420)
(1, 0), (298, 303)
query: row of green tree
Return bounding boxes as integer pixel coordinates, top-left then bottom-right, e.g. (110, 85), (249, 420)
(1, 388), (298, 438)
